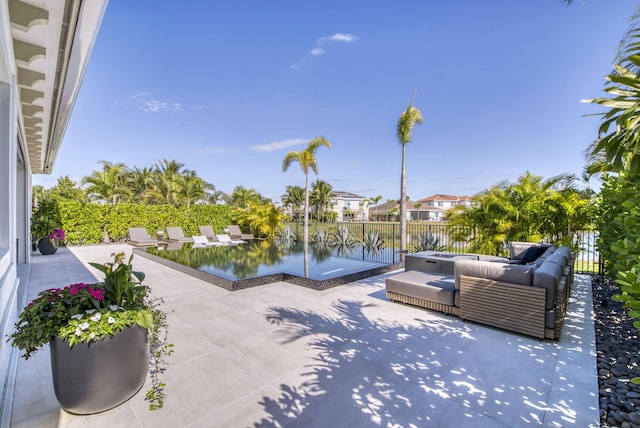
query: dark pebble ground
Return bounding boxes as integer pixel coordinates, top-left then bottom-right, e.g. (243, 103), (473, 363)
(593, 275), (640, 427)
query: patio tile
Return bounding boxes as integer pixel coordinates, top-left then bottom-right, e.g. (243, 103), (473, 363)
(8, 245), (600, 427)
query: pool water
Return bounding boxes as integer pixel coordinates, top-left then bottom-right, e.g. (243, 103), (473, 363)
(139, 240), (400, 290)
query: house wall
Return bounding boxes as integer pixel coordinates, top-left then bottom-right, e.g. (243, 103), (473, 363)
(0, 59), (21, 428)
(331, 198), (368, 221)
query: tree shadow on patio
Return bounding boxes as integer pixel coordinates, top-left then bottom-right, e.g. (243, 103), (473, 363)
(254, 298), (560, 427)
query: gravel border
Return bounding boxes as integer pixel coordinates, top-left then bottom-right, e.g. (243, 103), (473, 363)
(593, 275), (640, 427)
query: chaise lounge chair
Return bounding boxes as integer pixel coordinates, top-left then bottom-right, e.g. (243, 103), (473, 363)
(227, 224), (254, 240)
(128, 228), (158, 246)
(192, 235), (219, 247)
(216, 233), (246, 245)
(166, 226), (193, 242)
(198, 225), (219, 243)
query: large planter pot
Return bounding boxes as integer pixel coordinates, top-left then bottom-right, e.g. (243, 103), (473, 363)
(37, 237), (57, 255)
(50, 325), (149, 415)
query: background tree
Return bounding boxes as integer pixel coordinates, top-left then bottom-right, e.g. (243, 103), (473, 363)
(82, 161), (130, 204)
(47, 176), (87, 203)
(366, 195), (382, 221)
(281, 185), (305, 221)
(447, 172), (593, 255)
(282, 137), (332, 245)
(310, 179), (334, 222)
(228, 185), (261, 209)
(396, 92), (423, 253)
(414, 202), (424, 221)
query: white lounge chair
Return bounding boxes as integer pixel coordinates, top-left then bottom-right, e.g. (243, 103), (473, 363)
(191, 235), (218, 247)
(227, 224), (254, 240)
(128, 228), (158, 246)
(216, 233), (246, 245)
(166, 226), (193, 242)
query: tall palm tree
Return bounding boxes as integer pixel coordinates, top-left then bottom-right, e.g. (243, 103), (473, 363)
(396, 92), (423, 254)
(282, 137), (332, 245)
(310, 179), (334, 222)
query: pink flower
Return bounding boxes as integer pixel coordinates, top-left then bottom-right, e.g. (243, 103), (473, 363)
(89, 288), (104, 301)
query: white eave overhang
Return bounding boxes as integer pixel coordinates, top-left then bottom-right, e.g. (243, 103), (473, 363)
(8, 0), (107, 174)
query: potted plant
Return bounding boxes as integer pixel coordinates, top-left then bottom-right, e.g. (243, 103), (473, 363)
(31, 199), (63, 255)
(8, 252), (173, 414)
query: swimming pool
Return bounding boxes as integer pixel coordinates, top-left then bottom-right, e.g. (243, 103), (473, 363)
(134, 240), (401, 291)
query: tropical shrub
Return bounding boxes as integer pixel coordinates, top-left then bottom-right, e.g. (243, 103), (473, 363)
(412, 232), (445, 252)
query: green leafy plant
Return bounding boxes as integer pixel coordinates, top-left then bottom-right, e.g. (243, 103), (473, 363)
(332, 226), (357, 247)
(363, 231), (384, 251)
(31, 198), (64, 246)
(8, 252), (173, 410)
(310, 229), (331, 244)
(412, 232), (446, 252)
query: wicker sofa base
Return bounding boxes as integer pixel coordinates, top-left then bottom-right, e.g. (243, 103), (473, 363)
(459, 275), (547, 339)
(386, 291), (460, 316)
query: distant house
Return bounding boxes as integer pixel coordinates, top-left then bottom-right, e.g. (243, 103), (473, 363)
(330, 191), (369, 221)
(415, 194), (474, 221)
(369, 200), (427, 221)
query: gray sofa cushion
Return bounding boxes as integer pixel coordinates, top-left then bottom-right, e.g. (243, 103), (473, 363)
(532, 261), (563, 309)
(386, 271), (455, 306)
(454, 259), (534, 290)
(544, 251), (568, 270)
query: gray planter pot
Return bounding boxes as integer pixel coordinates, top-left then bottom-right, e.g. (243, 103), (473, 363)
(50, 325), (149, 414)
(37, 237), (57, 255)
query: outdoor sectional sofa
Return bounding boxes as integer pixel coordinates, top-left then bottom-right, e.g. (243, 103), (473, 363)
(385, 243), (574, 340)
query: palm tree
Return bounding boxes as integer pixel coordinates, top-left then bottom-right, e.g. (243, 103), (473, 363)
(175, 171), (209, 206)
(82, 161), (130, 204)
(310, 179), (334, 222)
(282, 137), (332, 245)
(366, 195), (382, 221)
(414, 202), (424, 221)
(228, 185), (261, 209)
(396, 91), (423, 254)
(281, 185), (305, 221)
(127, 166), (152, 203)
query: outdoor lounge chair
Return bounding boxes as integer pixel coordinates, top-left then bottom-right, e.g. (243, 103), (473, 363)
(227, 224), (254, 240)
(166, 226), (193, 242)
(127, 227), (158, 246)
(198, 225), (219, 243)
(216, 233), (246, 245)
(192, 235), (218, 247)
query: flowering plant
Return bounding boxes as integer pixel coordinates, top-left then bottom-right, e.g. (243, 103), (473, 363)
(8, 252), (172, 410)
(48, 228), (66, 243)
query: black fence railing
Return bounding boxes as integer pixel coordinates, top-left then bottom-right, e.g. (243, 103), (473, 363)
(283, 221), (601, 275)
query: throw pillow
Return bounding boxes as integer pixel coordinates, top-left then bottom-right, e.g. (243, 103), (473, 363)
(522, 245), (548, 263)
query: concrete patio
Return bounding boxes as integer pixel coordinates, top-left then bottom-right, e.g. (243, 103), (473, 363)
(7, 244), (599, 427)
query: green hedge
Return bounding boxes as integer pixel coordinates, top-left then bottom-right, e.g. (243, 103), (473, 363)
(58, 202), (233, 245)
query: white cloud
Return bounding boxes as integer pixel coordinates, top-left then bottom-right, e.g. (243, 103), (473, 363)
(130, 92), (183, 112)
(250, 138), (307, 152)
(291, 32), (358, 70)
(321, 33), (357, 44)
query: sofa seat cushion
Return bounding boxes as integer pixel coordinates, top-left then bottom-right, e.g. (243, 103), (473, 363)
(386, 271), (455, 306)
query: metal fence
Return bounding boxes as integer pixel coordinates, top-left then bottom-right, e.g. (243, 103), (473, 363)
(283, 221), (601, 275)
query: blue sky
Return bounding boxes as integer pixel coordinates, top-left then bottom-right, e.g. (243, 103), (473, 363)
(35, 1), (638, 203)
